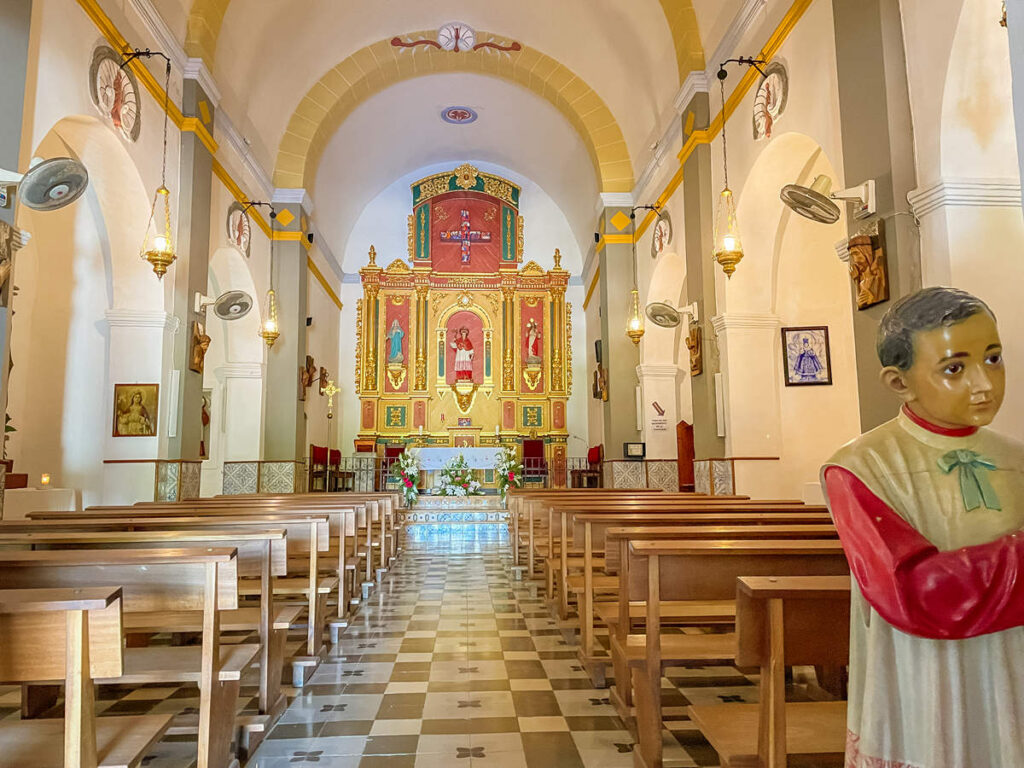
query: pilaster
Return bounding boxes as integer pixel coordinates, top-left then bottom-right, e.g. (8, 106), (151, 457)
(635, 363), (683, 459)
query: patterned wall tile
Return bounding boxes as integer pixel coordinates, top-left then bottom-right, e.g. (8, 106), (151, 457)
(694, 460), (711, 495)
(610, 461), (644, 489)
(646, 461), (678, 493)
(179, 461), (201, 500)
(260, 461), (297, 494)
(155, 461), (180, 502)
(223, 462), (258, 495)
(712, 460), (735, 496)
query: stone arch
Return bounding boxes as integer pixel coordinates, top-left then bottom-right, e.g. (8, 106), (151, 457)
(273, 33), (635, 193)
(9, 115), (162, 505)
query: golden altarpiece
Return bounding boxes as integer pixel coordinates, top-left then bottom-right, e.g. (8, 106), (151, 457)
(353, 165), (571, 484)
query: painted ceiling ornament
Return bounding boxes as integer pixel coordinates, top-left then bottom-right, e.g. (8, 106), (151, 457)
(226, 201), (252, 257)
(442, 106), (478, 125)
(651, 210), (672, 258)
(89, 45), (141, 142)
(391, 24), (521, 54)
(752, 61), (789, 141)
(454, 163), (480, 190)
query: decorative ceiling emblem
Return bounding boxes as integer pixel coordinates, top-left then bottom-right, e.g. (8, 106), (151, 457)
(89, 45), (141, 142)
(752, 61), (789, 141)
(453, 163), (479, 190)
(226, 201), (252, 257)
(442, 106), (478, 125)
(651, 210), (672, 258)
(391, 24), (521, 54)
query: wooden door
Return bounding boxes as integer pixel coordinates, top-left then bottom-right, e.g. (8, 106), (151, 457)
(676, 420), (695, 491)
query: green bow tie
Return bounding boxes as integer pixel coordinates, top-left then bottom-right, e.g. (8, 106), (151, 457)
(938, 449), (1001, 511)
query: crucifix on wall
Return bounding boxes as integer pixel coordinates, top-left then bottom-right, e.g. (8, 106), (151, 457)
(440, 208), (492, 264)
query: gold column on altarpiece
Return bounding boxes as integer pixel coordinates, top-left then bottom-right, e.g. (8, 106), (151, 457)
(413, 283), (428, 391)
(501, 285), (516, 392)
(359, 246), (381, 394)
(550, 285), (566, 392)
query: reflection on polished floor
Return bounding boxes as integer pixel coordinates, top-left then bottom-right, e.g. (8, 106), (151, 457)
(246, 521), (747, 768)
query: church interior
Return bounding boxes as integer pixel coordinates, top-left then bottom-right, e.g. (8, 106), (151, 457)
(1, 1), (1022, 767)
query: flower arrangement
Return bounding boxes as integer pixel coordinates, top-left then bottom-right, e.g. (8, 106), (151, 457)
(434, 454), (483, 496)
(389, 449), (421, 507)
(494, 446), (523, 502)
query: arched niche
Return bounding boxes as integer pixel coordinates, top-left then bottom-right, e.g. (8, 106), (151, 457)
(717, 131), (860, 499)
(9, 115), (164, 506)
(200, 245), (265, 494)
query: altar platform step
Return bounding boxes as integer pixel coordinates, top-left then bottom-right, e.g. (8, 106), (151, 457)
(402, 510), (508, 524)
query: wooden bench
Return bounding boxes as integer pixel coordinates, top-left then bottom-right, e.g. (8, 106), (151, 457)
(0, 586), (172, 768)
(617, 539), (849, 768)
(688, 576), (850, 768)
(0, 527), (296, 731)
(566, 518), (836, 686)
(0, 548), (253, 768)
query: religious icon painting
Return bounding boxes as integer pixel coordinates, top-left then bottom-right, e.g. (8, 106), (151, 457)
(651, 210), (672, 258)
(112, 383), (159, 437)
(226, 201), (252, 257)
(781, 326), (832, 386)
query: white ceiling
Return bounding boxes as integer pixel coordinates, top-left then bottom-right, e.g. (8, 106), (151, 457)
(314, 72), (599, 272)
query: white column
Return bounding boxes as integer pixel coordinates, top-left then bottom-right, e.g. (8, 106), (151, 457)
(635, 363), (683, 459)
(101, 309), (179, 504)
(200, 362), (264, 496)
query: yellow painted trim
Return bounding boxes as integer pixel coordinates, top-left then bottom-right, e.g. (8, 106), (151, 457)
(180, 117), (219, 154)
(635, 0), (817, 241)
(602, 234), (634, 245)
(583, 267), (601, 310)
(272, 231), (303, 241)
(595, 235), (606, 254)
(307, 256), (343, 311)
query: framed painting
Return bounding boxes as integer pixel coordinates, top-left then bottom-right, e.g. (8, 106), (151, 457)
(781, 326), (832, 386)
(113, 383), (159, 437)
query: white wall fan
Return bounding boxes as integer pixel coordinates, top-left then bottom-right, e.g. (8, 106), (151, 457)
(0, 157), (89, 213)
(780, 174), (876, 224)
(645, 300), (698, 329)
(195, 290), (254, 320)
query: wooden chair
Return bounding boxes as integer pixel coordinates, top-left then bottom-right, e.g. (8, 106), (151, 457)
(0, 586), (172, 768)
(570, 445), (603, 488)
(688, 576), (850, 767)
(308, 444), (329, 492)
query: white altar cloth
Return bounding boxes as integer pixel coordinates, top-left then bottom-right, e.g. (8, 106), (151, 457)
(412, 447), (502, 470)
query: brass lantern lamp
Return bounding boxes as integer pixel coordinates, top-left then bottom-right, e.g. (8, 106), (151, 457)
(712, 65), (745, 278)
(259, 207), (281, 348)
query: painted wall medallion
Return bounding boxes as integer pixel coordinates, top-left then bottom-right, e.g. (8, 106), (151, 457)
(442, 106), (478, 124)
(226, 201), (252, 257)
(89, 45), (141, 142)
(651, 210), (672, 258)
(781, 326), (832, 386)
(752, 61), (788, 141)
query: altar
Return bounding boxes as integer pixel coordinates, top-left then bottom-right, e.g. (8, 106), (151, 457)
(413, 447), (503, 470)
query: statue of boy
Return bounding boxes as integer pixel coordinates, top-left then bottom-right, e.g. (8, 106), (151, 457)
(822, 286), (1024, 768)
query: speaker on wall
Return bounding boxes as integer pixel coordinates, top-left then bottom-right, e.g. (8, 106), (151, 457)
(594, 340), (602, 365)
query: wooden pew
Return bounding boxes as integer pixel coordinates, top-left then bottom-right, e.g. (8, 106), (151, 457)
(25, 512), (340, 661)
(566, 517), (836, 686)
(0, 586), (172, 768)
(0, 548), (253, 768)
(0, 527), (295, 729)
(618, 539), (849, 768)
(543, 502), (822, 616)
(688, 576), (850, 768)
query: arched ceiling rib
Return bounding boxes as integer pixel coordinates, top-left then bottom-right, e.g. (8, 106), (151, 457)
(274, 32), (633, 193)
(657, 0), (706, 79)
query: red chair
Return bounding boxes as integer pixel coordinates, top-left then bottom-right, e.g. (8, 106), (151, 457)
(522, 440), (548, 487)
(571, 445), (603, 488)
(309, 444), (329, 492)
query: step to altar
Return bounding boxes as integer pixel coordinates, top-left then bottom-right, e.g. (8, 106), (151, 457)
(402, 495), (507, 524)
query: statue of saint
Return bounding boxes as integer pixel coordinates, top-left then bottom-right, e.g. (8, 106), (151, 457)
(849, 231), (889, 309)
(525, 319), (541, 365)
(821, 286), (1024, 768)
(387, 319), (405, 363)
(450, 327), (474, 381)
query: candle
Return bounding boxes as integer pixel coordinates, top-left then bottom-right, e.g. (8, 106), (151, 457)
(40, 473), (50, 486)
(495, 425), (500, 436)
(419, 426), (423, 435)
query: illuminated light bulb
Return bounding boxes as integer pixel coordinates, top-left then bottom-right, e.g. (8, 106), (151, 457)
(625, 288), (645, 345)
(259, 289), (281, 348)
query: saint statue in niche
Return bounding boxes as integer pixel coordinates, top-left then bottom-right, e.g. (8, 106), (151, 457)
(387, 319), (405, 363)
(525, 319), (542, 365)
(450, 327), (474, 381)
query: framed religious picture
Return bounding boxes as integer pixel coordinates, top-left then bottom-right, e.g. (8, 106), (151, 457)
(781, 326), (832, 386)
(112, 383), (159, 437)
(624, 442), (646, 460)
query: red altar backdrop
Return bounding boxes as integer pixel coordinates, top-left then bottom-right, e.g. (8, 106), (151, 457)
(445, 309), (484, 386)
(431, 193), (502, 273)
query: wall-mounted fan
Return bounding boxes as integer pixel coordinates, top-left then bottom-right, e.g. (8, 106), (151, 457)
(213, 290), (254, 320)
(780, 174), (876, 223)
(645, 301), (698, 329)
(0, 157), (89, 212)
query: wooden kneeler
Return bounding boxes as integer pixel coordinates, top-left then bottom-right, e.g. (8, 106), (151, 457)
(0, 587), (172, 768)
(688, 576), (850, 768)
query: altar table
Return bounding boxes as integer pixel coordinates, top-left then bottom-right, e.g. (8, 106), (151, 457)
(412, 447), (503, 470)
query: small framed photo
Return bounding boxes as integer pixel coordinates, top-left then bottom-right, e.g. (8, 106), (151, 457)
(113, 383), (159, 437)
(781, 326), (832, 386)
(623, 442), (646, 460)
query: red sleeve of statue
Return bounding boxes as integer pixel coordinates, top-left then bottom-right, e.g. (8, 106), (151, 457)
(824, 465), (1024, 639)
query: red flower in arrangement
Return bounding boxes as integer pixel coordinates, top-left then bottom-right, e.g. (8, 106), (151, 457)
(463, 483), (469, 488)
(508, 471), (515, 480)
(404, 479), (413, 488)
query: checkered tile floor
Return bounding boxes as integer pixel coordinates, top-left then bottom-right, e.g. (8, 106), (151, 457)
(0, 521), (764, 767)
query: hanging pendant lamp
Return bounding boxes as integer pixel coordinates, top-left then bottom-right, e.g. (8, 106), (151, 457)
(135, 51), (176, 278)
(625, 210), (645, 345)
(259, 209), (281, 348)
(712, 70), (744, 278)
